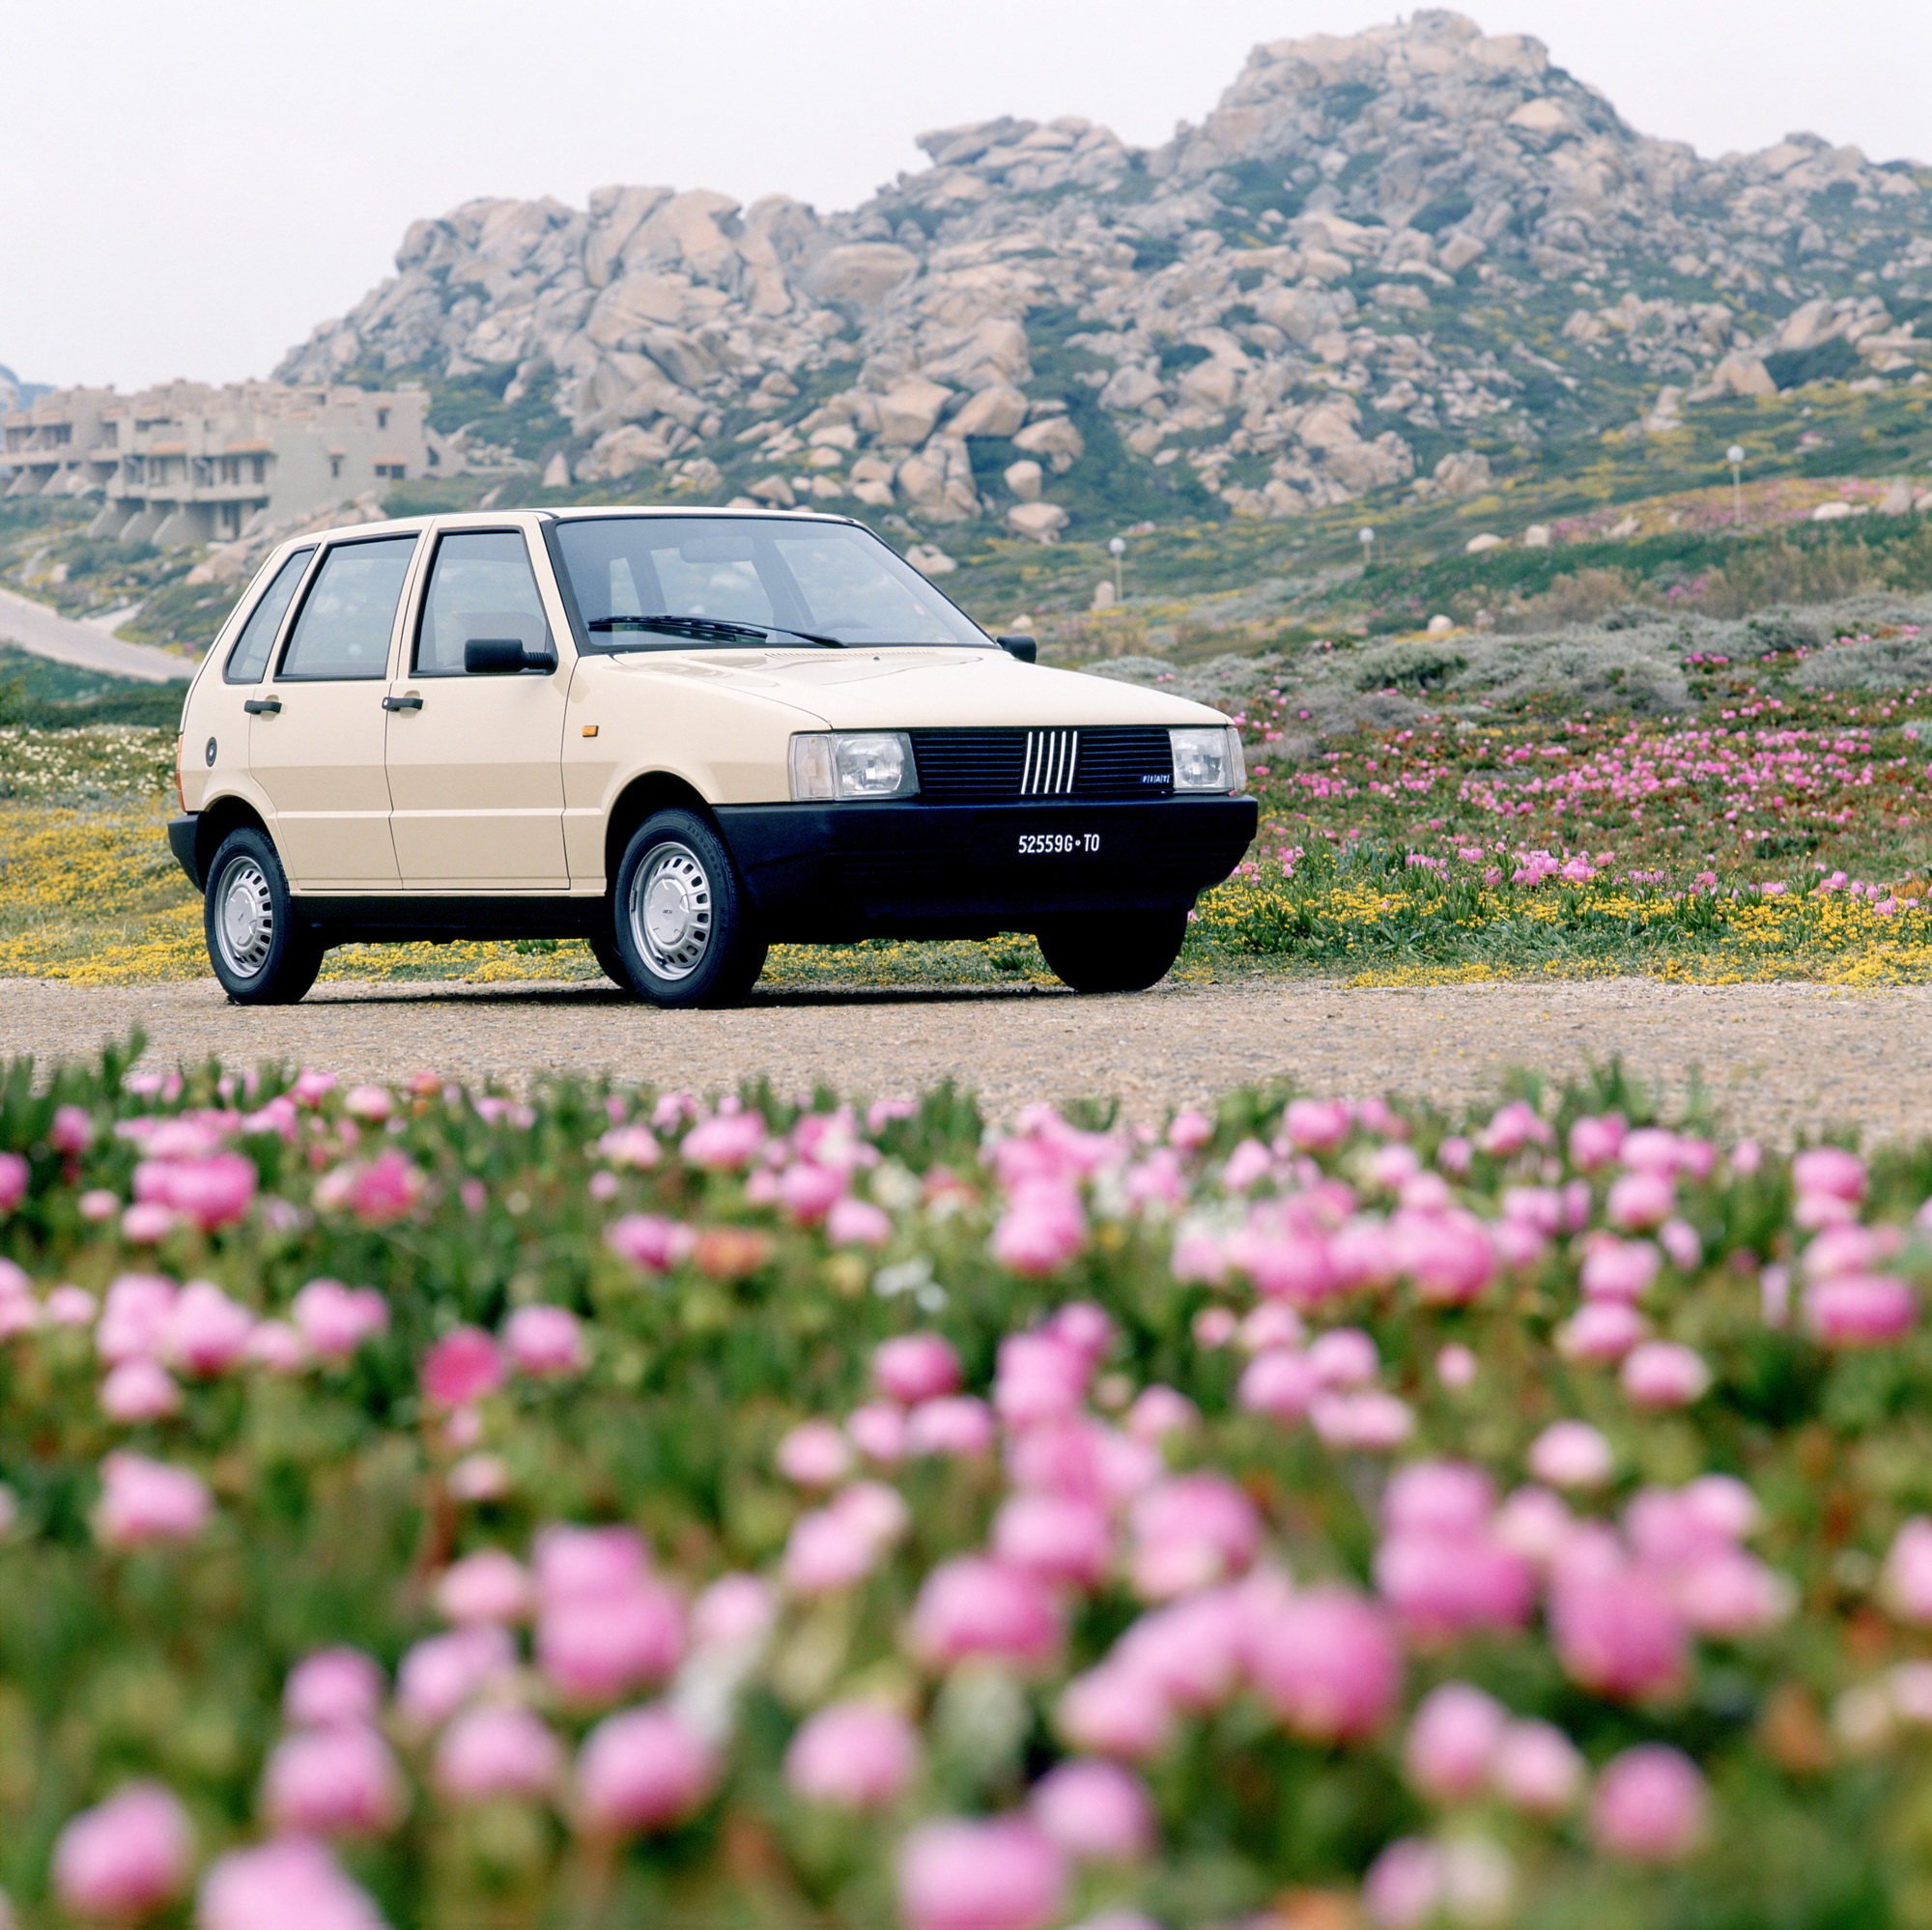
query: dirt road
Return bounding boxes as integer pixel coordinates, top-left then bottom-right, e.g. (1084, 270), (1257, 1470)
(3, 975), (1928, 1143)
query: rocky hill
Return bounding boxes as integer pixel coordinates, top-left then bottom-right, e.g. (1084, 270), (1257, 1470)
(279, 8), (1930, 546)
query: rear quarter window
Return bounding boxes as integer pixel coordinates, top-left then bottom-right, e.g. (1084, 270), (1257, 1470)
(222, 548), (313, 684)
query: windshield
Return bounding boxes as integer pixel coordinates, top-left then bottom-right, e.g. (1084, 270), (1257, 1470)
(554, 515), (992, 650)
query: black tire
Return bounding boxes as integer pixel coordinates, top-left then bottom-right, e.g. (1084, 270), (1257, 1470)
(203, 827), (325, 1005)
(587, 934), (635, 992)
(1037, 908), (1189, 994)
(609, 809), (767, 1008)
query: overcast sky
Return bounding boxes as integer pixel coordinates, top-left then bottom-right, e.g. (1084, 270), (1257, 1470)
(5, 0), (1927, 392)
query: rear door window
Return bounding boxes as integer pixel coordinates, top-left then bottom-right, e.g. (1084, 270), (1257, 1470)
(277, 536), (418, 681)
(222, 547), (313, 684)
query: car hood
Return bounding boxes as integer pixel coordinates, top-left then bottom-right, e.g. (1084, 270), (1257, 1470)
(593, 646), (1229, 729)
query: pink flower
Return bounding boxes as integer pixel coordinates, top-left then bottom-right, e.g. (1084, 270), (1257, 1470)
(1492, 1719), (1586, 1815)
(777, 1420), (853, 1489)
(1056, 1665), (1175, 1761)
(1528, 1421), (1614, 1490)
(538, 1581), (685, 1705)
(875, 1332), (963, 1405)
(1568, 1114), (1626, 1171)
(1792, 1147), (1865, 1205)
(681, 1109), (768, 1171)
(898, 1817), (1066, 1930)
(1396, 1210), (1495, 1305)
(243, 1320), (306, 1373)
(783, 1504), (886, 1595)
(1805, 1274), (1917, 1347)
(285, 1648), (385, 1728)
(139, 1151), (257, 1232)
(435, 1549), (532, 1625)
(1363, 1837), (1442, 1930)
(1557, 1300), (1647, 1364)
(991, 1181), (1088, 1276)
(1115, 1589), (1246, 1711)
(1549, 1556), (1687, 1700)
(1384, 1462), (1492, 1538)
(435, 1704), (563, 1802)
(52, 1782), (192, 1918)
(291, 1280), (389, 1362)
(784, 1700), (920, 1809)
(198, 1836), (385, 1930)
(94, 1452), (211, 1548)
(1606, 1171), (1674, 1232)
(691, 1574), (778, 1652)
(166, 1281), (254, 1375)
(534, 1523), (648, 1604)
(263, 1724), (406, 1836)
(576, 1704), (717, 1833)
(827, 1197), (892, 1246)
(994, 1330), (1091, 1425)
(1883, 1518), (1932, 1621)
(396, 1625), (516, 1728)
(100, 1357), (183, 1422)
(993, 1492), (1114, 1590)
(907, 1396), (995, 1458)
(848, 1402), (910, 1463)
(121, 1201), (176, 1243)
(1621, 1341), (1712, 1407)
(1308, 1327), (1378, 1386)
(1492, 1487), (1575, 1567)
(1237, 1348), (1320, 1420)
(343, 1084), (393, 1122)
(1403, 1683), (1506, 1802)
(50, 1103), (95, 1154)
(911, 1557), (1062, 1672)
(605, 1213), (696, 1271)
(1579, 1237), (1661, 1302)
(1375, 1531), (1533, 1643)
(1128, 1474), (1259, 1599)
(1591, 1745), (1706, 1861)
(47, 1283), (99, 1325)
(1125, 1384), (1198, 1441)
(421, 1327), (504, 1409)
(290, 1069), (339, 1106)
(315, 1148), (425, 1225)
(1310, 1391), (1415, 1451)
(1029, 1759), (1153, 1862)
(1246, 1587), (1403, 1743)
(96, 1273), (180, 1365)
(502, 1303), (587, 1377)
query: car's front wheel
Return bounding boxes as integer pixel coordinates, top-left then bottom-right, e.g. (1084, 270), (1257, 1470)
(203, 827), (325, 1005)
(610, 809), (767, 1008)
(1037, 907), (1189, 994)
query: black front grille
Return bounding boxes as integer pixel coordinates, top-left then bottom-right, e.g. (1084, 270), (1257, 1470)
(909, 727), (1173, 802)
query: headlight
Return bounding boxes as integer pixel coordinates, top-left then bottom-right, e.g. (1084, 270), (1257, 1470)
(1170, 725), (1246, 793)
(789, 731), (920, 801)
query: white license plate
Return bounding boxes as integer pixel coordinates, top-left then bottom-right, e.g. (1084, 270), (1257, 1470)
(1017, 832), (1101, 856)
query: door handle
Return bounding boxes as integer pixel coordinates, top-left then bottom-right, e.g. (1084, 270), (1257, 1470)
(382, 695), (423, 712)
(243, 697), (281, 715)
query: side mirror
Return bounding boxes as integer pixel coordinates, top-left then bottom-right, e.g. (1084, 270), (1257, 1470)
(465, 637), (547, 674)
(996, 634), (1037, 664)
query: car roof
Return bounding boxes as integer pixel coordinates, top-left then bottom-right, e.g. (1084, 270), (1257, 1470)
(298, 504), (867, 543)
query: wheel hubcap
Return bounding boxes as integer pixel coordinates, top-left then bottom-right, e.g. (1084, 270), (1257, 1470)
(215, 858), (274, 975)
(630, 842), (713, 979)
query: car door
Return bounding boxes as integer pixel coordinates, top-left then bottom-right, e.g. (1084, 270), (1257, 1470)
(201, 542), (315, 801)
(383, 525), (569, 889)
(251, 532), (419, 889)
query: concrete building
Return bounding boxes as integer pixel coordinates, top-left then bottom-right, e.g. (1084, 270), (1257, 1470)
(1, 381), (457, 544)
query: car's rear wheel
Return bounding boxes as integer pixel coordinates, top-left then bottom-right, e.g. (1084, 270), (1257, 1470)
(1037, 907), (1189, 994)
(610, 809), (767, 1008)
(204, 827), (324, 1005)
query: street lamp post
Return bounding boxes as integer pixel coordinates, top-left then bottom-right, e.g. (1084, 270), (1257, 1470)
(1727, 444), (1746, 525)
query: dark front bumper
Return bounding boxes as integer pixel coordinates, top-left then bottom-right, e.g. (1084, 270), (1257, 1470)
(715, 796), (1258, 941)
(167, 813), (202, 890)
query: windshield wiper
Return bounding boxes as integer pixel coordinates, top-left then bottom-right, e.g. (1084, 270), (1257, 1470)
(586, 614), (844, 648)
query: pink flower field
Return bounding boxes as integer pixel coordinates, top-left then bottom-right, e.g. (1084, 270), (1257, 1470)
(4, 1051), (1932, 1928)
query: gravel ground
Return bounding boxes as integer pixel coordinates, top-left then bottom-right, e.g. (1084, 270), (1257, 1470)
(5, 975), (1932, 1144)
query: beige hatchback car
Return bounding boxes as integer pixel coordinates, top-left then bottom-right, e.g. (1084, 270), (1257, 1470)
(170, 508), (1257, 1006)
